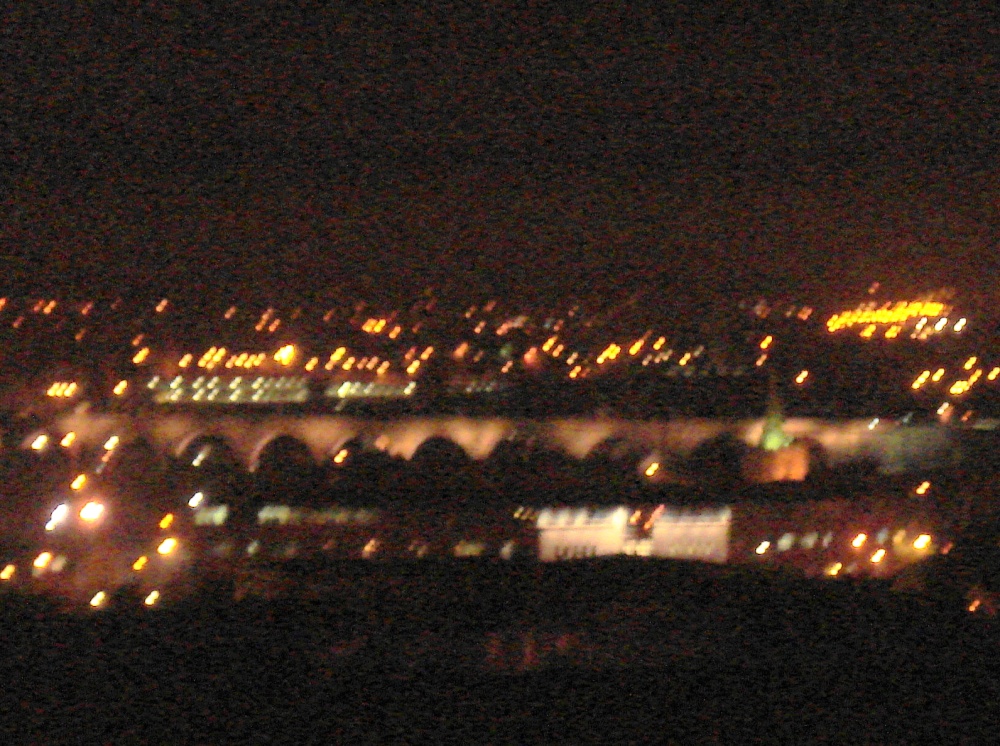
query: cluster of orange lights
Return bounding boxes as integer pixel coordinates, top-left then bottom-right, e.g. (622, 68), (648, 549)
(756, 528), (934, 574)
(46, 381), (78, 398)
(912, 358), (998, 396)
(194, 347), (268, 371)
(826, 301), (948, 333)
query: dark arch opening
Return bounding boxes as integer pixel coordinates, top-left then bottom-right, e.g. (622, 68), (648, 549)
(253, 435), (325, 508)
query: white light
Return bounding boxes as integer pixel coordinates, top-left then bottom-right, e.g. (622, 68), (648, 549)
(46, 503), (69, 531)
(868, 418), (879, 430)
(188, 491), (205, 508)
(89, 591), (107, 608)
(144, 590), (160, 606)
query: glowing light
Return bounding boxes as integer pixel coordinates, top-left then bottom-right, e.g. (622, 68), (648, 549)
(913, 534), (932, 550)
(144, 590), (160, 606)
(827, 562), (843, 577)
(0, 564), (14, 581)
(755, 354), (767, 367)
(30, 434), (48, 451)
(132, 347), (150, 364)
(915, 481), (930, 495)
(79, 501), (104, 522)
(178, 353), (193, 368)
(103, 435), (120, 451)
(155, 299), (169, 313)
(46, 503), (69, 531)
(964, 356), (978, 371)
(273, 344), (296, 366)
(851, 533), (867, 548)
(157, 538), (178, 555)
(937, 402), (950, 415)
(795, 370), (809, 384)
(954, 318), (967, 332)
(755, 541), (770, 555)
(934, 317), (948, 332)
(89, 591), (107, 608)
(70, 474), (87, 491)
(652, 337), (666, 350)
(33, 552), (53, 570)
(644, 462), (660, 477)
(188, 492), (204, 508)
(132, 556), (148, 571)
(305, 357), (318, 372)
(159, 513), (174, 529)
(629, 339), (644, 356)
(989, 367), (1000, 382)
(406, 360), (421, 375)
(333, 448), (349, 464)
(759, 335), (773, 350)
(868, 418), (880, 431)
(932, 368), (945, 382)
(969, 599), (982, 613)
(60, 432), (77, 448)
(870, 548), (886, 564)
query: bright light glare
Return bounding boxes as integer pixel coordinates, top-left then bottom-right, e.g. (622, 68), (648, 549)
(915, 481), (930, 495)
(33, 552), (53, 569)
(188, 492), (204, 508)
(46, 503), (69, 531)
(157, 538), (178, 555)
(70, 474), (87, 490)
(132, 556), (148, 571)
(870, 548), (886, 564)
(913, 534), (932, 550)
(827, 562), (842, 577)
(1, 564), (15, 581)
(60, 432), (77, 448)
(30, 435), (48, 451)
(755, 541), (770, 555)
(159, 513), (174, 529)
(103, 435), (120, 451)
(144, 590), (160, 606)
(851, 533), (867, 548)
(89, 591), (107, 608)
(79, 501), (104, 522)
(644, 462), (660, 477)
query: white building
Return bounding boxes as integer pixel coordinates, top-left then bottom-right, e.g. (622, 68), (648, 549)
(535, 507), (630, 562)
(650, 507), (731, 564)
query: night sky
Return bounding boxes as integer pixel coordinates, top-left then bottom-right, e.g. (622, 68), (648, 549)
(2, 2), (998, 311)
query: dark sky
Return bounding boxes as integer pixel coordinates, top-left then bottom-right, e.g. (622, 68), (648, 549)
(1, 1), (998, 311)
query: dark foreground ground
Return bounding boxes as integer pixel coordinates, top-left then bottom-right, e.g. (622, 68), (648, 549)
(2, 560), (998, 744)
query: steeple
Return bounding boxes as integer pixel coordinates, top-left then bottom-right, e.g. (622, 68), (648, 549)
(760, 372), (792, 452)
